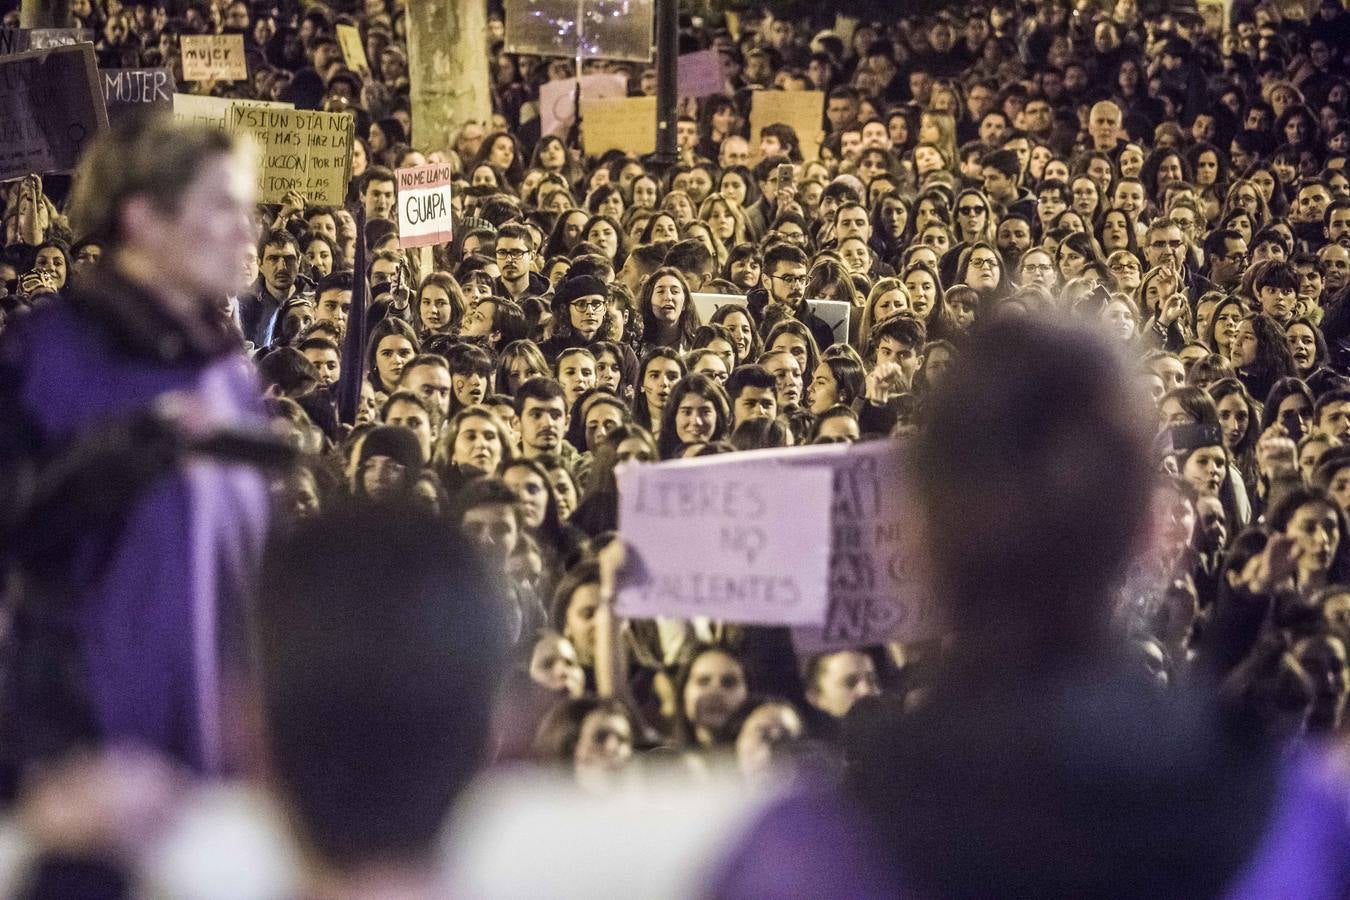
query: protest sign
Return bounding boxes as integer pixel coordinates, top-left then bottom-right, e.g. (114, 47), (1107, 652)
(101, 68), (175, 119)
(396, 162), (454, 248)
(615, 440), (941, 645)
(833, 15), (859, 47)
(504, 0), (653, 63)
(336, 24), (370, 75)
(0, 43), (107, 180)
(749, 89), (824, 161)
(180, 34), (247, 81)
(0, 28), (92, 54)
(172, 93), (291, 128)
(539, 73), (627, 139)
(226, 105), (354, 205)
(616, 458), (833, 626)
(580, 95), (656, 156)
(677, 49), (723, 98)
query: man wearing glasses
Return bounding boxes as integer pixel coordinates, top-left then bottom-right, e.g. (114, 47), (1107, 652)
(1202, 229), (1248, 292)
(755, 243), (836, 350)
(492, 222), (550, 302)
(1146, 216), (1216, 302)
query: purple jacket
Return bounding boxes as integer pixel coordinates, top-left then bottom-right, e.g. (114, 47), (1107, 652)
(0, 271), (269, 775)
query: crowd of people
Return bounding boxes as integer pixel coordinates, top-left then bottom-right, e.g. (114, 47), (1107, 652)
(4, 0), (1350, 894)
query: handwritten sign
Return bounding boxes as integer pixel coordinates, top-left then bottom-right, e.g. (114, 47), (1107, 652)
(0, 28), (93, 54)
(616, 458), (832, 626)
(750, 89), (824, 162)
(180, 33), (247, 81)
(677, 49), (723, 98)
(580, 95), (655, 156)
(172, 93), (291, 128)
(101, 68), (174, 119)
(336, 24), (369, 75)
(226, 105), (354, 205)
(540, 73), (627, 139)
(0, 43), (107, 180)
(396, 162), (454, 248)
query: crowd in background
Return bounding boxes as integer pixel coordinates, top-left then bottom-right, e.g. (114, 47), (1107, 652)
(4, 0), (1350, 893)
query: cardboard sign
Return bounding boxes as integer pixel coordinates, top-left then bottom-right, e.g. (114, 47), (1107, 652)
(833, 15), (859, 47)
(396, 162), (454, 248)
(180, 33), (247, 81)
(101, 68), (175, 119)
(677, 49), (723, 98)
(336, 23), (370, 75)
(0, 43), (108, 180)
(539, 72), (627, 138)
(226, 105), (354, 205)
(616, 458), (833, 626)
(172, 93), (291, 128)
(615, 440), (942, 645)
(580, 95), (655, 156)
(0, 28), (93, 54)
(749, 89), (824, 162)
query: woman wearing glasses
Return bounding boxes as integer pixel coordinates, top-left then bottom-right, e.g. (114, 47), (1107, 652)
(952, 188), (997, 245)
(539, 274), (639, 386)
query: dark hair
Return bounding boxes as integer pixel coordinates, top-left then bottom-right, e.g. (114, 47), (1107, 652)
(365, 317), (420, 392)
(632, 346), (687, 429)
(637, 266), (701, 349)
(254, 505), (507, 871)
(868, 313), (927, 363)
(258, 347), (318, 395)
(656, 373), (732, 459)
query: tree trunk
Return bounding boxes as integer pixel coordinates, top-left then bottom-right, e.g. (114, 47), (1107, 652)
(20, 0), (71, 28)
(406, 0), (491, 155)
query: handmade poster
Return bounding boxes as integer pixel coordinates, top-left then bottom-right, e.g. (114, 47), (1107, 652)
(616, 458), (833, 626)
(336, 24), (370, 75)
(226, 105), (354, 205)
(580, 95), (655, 156)
(180, 33), (247, 81)
(749, 89), (824, 162)
(0, 43), (108, 180)
(539, 72), (627, 138)
(396, 162), (454, 248)
(173, 93), (291, 128)
(101, 68), (175, 119)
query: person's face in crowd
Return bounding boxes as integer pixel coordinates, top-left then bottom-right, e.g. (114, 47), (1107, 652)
(965, 246), (1001, 291)
(685, 168), (713, 204)
(374, 333), (416, 391)
(574, 707), (633, 787)
(1207, 237), (1247, 289)
(557, 351), (596, 406)
(1169, 206), (1200, 246)
(835, 205), (870, 242)
(360, 454), (409, 501)
(1298, 636), (1349, 724)
(720, 309), (755, 360)
(1326, 206), (1350, 247)
(1216, 393), (1251, 451)
(461, 500), (518, 576)
(1321, 401), (1350, 445)
(1288, 500), (1340, 581)
(649, 274), (686, 327)
(1146, 225), (1187, 269)
(363, 177), (396, 222)
(647, 213), (678, 244)
(719, 172), (748, 207)
(1112, 181), (1144, 218)
(808, 362), (840, 415)
(1181, 444), (1227, 498)
(735, 701), (803, 779)
(418, 284), (454, 333)
(496, 236), (534, 284)
(471, 165), (498, 189)
(692, 351), (729, 385)
(385, 399), (434, 462)
(529, 633), (584, 698)
(592, 348), (624, 393)
(503, 463), (550, 529)
(874, 335), (920, 385)
(770, 331), (810, 376)
(1142, 273), (1178, 320)
(948, 292), (977, 331)
(719, 136), (751, 169)
(1258, 283), (1297, 325)
(260, 238), (300, 297)
(903, 269), (937, 318)
(1155, 154), (1183, 192)
(1160, 394), (1197, 429)
(1297, 185), (1332, 223)
(1100, 299), (1137, 344)
(1301, 436), (1333, 485)
(449, 360), (487, 408)
(955, 195), (989, 241)
(684, 650), (748, 740)
(505, 356), (544, 395)
(303, 347), (340, 387)
(1231, 318), (1261, 368)
(1152, 356), (1186, 395)
(1096, 209), (1128, 253)
(452, 414), (505, 475)
(643, 358), (682, 414)
(675, 390), (718, 445)
(840, 238), (871, 275)
(564, 290), (607, 341)
(402, 363), (453, 420)
(859, 122), (889, 151)
(1253, 239), (1286, 264)
(302, 238), (332, 277)
(631, 176), (658, 210)
(1277, 392), (1313, 443)
(487, 136), (515, 170)
(315, 288), (352, 333)
(33, 246), (67, 288)
(586, 221), (619, 261)
(764, 350), (803, 407)
(598, 189), (626, 221)
(705, 201), (737, 242)
(1036, 185), (1067, 229)
(1111, 255), (1143, 292)
(807, 650), (880, 718)
(1251, 171), (1280, 205)
(1319, 245), (1350, 294)
(733, 384), (777, 426)
(768, 261), (808, 307)
(584, 401), (625, 452)
(1018, 249), (1056, 289)
(1297, 263), (1325, 305)
(1004, 215), (1031, 259)
(976, 111), (1007, 147)
(913, 145), (944, 176)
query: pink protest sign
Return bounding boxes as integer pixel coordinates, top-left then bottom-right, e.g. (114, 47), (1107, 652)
(539, 73), (628, 138)
(677, 49), (723, 98)
(615, 456), (833, 626)
(396, 162), (454, 248)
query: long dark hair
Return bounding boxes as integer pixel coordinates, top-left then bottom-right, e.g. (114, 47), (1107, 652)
(656, 373), (731, 459)
(637, 267), (701, 350)
(1237, 312), (1297, 401)
(632, 346), (686, 430)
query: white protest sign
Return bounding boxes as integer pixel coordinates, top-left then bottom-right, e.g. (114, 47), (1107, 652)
(396, 162), (454, 248)
(539, 73), (627, 139)
(616, 458), (833, 626)
(172, 93), (291, 128)
(180, 33), (246, 81)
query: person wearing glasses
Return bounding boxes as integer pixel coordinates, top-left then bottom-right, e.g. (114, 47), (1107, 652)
(1202, 228), (1250, 291)
(753, 243), (835, 351)
(539, 275), (641, 397)
(492, 222), (550, 302)
(1145, 216), (1219, 303)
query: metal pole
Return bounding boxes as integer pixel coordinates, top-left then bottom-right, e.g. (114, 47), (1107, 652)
(650, 0), (678, 169)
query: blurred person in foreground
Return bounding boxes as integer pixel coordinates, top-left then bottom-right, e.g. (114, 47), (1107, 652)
(0, 115), (268, 789)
